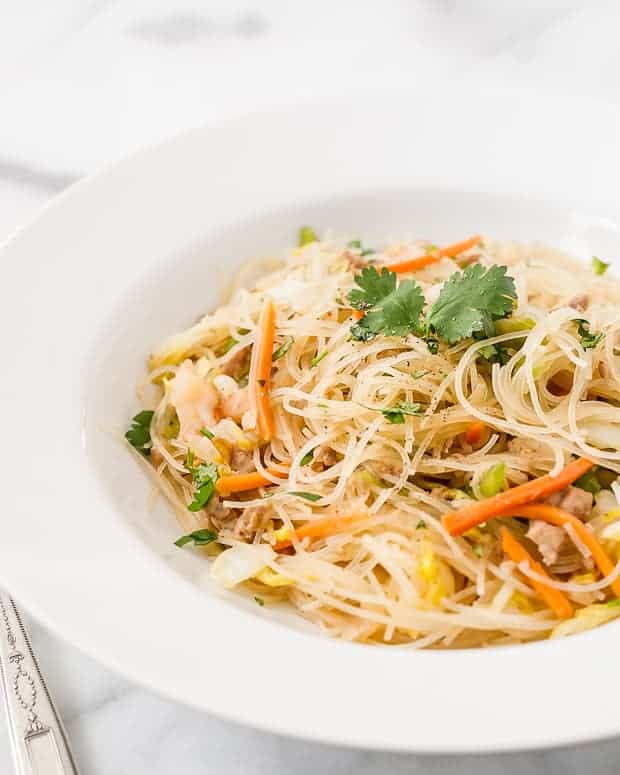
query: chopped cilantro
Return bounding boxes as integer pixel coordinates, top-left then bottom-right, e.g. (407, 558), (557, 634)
(472, 545), (484, 558)
(413, 369), (431, 379)
(254, 596), (265, 606)
(272, 336), (294, 361)
(426, 264), (517, 344)
(416, 519), (427, 529)
(289, 491), (322, 502)
(185, 455), (219, 512)
(125, 410), (154, 457)
(478, 343), (511, 366)
(237, 327), (251, 335)
(298, 226), (318, 246)
(300, 450), (314, 466)
(575, 319), (604, 350)
(607, 598), (620, 608)
(381, 401), (423, 424)
(592, 256), (609, 276)
(200, 427), (214, 440)
(174, 528), (218, 548)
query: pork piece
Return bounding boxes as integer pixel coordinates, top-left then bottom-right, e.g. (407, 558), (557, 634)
(221, 346), (250, 380)
(230, 448), (255, 474)
(526, 521), (566, 566)
(546, 486), (593, 520)
(234, 506), (270, 540)
(525, 485), (593, 569)
(206, 496), (235, 531)
(315, 445), (338, 467)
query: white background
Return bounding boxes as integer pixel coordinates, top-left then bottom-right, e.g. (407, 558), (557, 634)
(2, 1), (620, 772)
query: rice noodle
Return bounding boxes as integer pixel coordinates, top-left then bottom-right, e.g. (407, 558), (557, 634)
(130, 232), (620, 648)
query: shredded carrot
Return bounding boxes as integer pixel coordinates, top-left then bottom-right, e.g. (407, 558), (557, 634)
(442, 457), (593, 536)
(464, 421), (486, 446)
(500, 504), (620, 598)
(216, 465), (289, 495)
(500, 528), (573, 619)
(386, 235), (481, 274)
(352, 309), (365, 320)
(274, 512), (369, 551)
(251, 297), (276, 441)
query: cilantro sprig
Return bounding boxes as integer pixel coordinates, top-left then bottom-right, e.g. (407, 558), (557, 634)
(347, 263), (517, 346)
(185, 450), (219, 512)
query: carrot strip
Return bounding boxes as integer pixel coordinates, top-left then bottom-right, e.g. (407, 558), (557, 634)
(500, 504), (620, 598)
(216, 465), (289, 495)
(274, 512), (369, 551)
(352, 309), (365, 320)
(464, 421), (485, 445)
(500, 528), (573, 619)
(251, 297), (277, 441)
(386, 235), (481, 274)
(442, 457), (593, 536)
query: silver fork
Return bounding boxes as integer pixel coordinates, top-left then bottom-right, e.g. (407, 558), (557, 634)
(0, 592), (79, 774)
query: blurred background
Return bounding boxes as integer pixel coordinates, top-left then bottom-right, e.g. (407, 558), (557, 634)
(2, 1), (620, 772)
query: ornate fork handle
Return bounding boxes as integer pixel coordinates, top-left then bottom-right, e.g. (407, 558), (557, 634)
(0, 592), (79, 774)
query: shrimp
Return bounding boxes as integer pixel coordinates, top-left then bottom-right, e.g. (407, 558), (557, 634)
(169, 362), (251, 461)
(169, 360), (220, 459)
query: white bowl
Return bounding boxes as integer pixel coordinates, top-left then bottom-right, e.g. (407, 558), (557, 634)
(2, 89), (620, 753)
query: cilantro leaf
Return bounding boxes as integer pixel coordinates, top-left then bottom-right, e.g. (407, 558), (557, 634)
(478, 343), (511, 365)
(575, 319), (604, 350)
(125, 410), (154, 457)
(381, 401), (423, 424)
(416, 520), (427, 529)
(300, 450), (314, 466)
(348, 266), (397, 310)
(362, 278), (425, 337)
(426, 264), (517, 344)
(349, 272), (425, 341)
(185, 457), (219, 512)
(174, 528), (218, 548)
(254, 596), (265, 606)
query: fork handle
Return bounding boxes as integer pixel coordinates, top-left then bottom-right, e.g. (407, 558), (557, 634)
(0, 593), (79, 775)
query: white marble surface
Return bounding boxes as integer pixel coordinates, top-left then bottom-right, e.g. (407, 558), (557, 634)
(3, 1), (620, 772)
